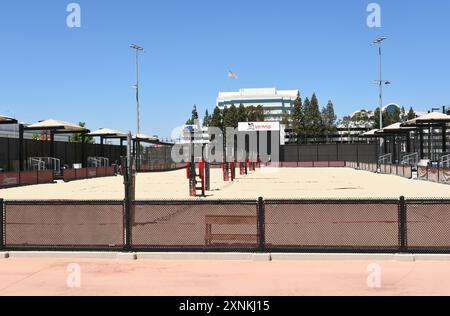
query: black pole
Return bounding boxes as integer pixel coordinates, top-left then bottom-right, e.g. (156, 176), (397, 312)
(356, 143), (359, 165)
(136, 140), (141, 172)
(123, 132), (134, 252)
(18, 124), (24, 171)
(428, 126), (432, 160)
(80, 132), (86, 168)
(120, 138), (125, 157)
(203, 143), (210, 191)
(420, 128), (424, 159)
(406, 132), (411, 153)
(442, 125), (447, 154)
(0, 199), (3, 250)
(257, 197), (266, 253)
(7, 138), (11, 171)
(399, 196), (408, 253)
(392, 135), (397, 163)
(100, 136), (105, 157)
(50, 130), (55, 158)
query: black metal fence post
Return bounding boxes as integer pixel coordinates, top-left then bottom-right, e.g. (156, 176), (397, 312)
(0, 199), (3, 250)
(399, 196), (408, 253)
(205, 162), (210, 191)
(122, 132), (135, 252)
(124, 198), (132, 252)
(257, 197), (266, 253)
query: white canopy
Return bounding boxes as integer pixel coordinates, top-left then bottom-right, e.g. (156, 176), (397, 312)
(26, 119), (88, 132)
(402, 112), (450, 126)
(134, 133), (159, 142)
(375, 123), (416, 134)
(0, 114), (17, 124)
(89, 128), (128, 138)
(361, 129), (379, 136)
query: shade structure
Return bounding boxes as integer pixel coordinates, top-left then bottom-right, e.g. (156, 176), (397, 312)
(89, 128), (128, 138)
(375, 123), (416, 135)
(19, 119), (90, 172)
(361, 129), (380, 137)
(401, 112), (450, 127)
(134, 133), (159, 142)
(88, 128), (128, 160)
(0, 114), (18, 124)
(401, 112), (450, 160)
(25, 119), (89, 133)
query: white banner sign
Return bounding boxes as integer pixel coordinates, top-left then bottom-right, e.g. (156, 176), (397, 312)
(238, 122), (280, 132)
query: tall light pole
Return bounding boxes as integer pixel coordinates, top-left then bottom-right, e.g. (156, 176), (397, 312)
(130, 44), (144, 135)
(372, 37), (387, 130)
(372, 36), (390, 154)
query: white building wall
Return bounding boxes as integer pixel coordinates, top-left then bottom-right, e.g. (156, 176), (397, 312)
(217, 88), (299, 122)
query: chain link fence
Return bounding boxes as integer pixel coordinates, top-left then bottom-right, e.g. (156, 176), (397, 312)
(1, 198), (450, 253)
(1, 200), (124, 251)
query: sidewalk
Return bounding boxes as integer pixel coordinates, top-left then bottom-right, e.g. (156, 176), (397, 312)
(1, 256), (450, 296)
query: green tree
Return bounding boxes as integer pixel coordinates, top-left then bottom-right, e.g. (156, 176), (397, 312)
(186, 105), (199, 125)
(373, 108), (385, 129)
(203, 109), (211, 127)
(237, 104), (247, 123)
(70, 122), (94, 143)
(223, 104), (238, 128)
(373, 107), (401, 129)
(302, 98), (311, 140)
(407, 107), (416, 120)
(246, 106), (257, 122)
(210, 107), (223, 128)
(304, 94), (323, 139)
(387, 107), (401, 126)
(400, 106), (407, 122)
(255, 105), (265, 122)
(322, 100), (337, 137)
(291, 96), (303, 143)
(281, 111), (290, 126)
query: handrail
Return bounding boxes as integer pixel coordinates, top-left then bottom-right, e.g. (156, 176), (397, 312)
(378, 153), (392, 165)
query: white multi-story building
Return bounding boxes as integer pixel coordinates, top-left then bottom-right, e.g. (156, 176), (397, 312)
(217, 88), (299, 122)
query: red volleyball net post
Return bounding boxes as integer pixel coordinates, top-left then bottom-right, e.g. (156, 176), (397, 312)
(198, 160), (206, 196)
(187, 148), (207, 197)
(230, 161), (236, 181)
(188, 161), (197, 197)
(222, 162), (229, 182)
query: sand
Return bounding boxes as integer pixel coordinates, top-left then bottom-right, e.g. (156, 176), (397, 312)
(1, 167), (450, 200)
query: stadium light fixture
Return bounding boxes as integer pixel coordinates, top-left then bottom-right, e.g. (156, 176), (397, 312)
(372, 36), (386, 45)
(130, 44), (145, 135)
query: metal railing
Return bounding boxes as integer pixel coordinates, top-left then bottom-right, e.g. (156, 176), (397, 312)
(27, 157), (61, 175)
(87, 157), (110, 168)
(401, 152), (419, 167)
(441, 154), (450, 168)
(27, 158), (45, 171)
(378, 153), (392, 165)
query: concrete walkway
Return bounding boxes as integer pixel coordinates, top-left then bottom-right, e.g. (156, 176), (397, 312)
(1, 253), (450, 296)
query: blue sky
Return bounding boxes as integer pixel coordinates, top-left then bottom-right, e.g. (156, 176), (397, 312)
(0, 0), (449, 138)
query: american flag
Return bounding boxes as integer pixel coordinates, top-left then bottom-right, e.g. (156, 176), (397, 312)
(227, 70), (239, 80)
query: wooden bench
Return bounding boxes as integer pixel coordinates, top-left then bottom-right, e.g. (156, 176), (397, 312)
(205, 215), (257, 246)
